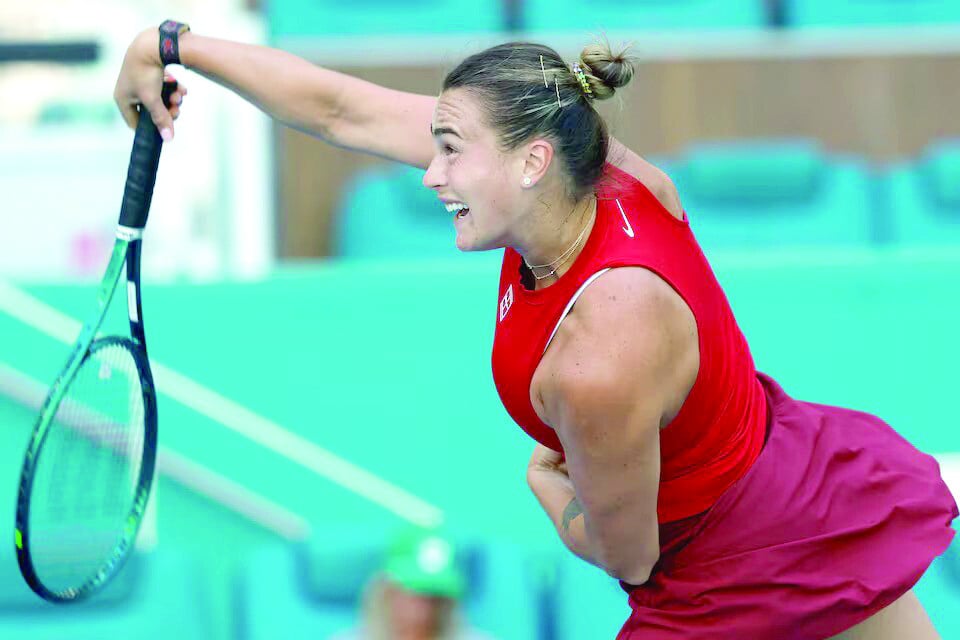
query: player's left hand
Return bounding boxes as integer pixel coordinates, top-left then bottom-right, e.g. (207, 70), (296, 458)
(527, 443), (568, 477)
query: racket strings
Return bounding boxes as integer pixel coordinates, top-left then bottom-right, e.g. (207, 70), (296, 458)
(28, 342), (147, 593)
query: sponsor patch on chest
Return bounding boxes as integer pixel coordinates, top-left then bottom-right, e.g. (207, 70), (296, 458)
(499, 284), (514, 322)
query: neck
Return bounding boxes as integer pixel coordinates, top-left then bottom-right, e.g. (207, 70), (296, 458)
(520, 196), (597, 285)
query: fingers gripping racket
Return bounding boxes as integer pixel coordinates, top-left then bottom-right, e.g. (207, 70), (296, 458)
(14, 81), (175, 603)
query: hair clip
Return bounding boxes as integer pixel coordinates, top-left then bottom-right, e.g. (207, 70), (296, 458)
(539, 55), (549, 88)
(571, 62), (593, 97)
(554, 79), (562, 109)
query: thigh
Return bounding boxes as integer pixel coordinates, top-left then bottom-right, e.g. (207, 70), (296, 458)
(827, 590), (940, 640)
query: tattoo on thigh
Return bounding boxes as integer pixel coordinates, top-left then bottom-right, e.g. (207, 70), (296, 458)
(562, 497), (584, 532)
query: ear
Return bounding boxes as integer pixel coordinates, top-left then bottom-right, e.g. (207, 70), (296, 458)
(520, 138), (555, 188)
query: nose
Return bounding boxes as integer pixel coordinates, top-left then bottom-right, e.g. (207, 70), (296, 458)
(423, 154), (445, 191)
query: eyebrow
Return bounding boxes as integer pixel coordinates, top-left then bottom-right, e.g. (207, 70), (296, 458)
(430, 125), (462, 139)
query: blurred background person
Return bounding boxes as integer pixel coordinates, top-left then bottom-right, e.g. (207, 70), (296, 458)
(332, 528), (495, 640)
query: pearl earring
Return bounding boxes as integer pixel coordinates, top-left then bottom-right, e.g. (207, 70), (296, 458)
(522, 176), (532, 187)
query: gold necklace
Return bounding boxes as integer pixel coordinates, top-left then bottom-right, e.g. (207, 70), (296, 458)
(523, 202), (596, 281)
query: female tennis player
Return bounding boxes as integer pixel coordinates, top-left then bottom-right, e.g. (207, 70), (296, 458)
(115, 24), (958, 639)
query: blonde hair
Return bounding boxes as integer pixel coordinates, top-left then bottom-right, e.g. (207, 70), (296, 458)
(578, 40), (635, 101)
(442, 39), (636, 199)
(356, 576), (464, 640)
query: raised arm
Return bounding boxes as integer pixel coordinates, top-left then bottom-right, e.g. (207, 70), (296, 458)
(114, 27), (437, 168)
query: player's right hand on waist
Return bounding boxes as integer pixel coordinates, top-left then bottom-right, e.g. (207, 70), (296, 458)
(113, 28), (189, 141)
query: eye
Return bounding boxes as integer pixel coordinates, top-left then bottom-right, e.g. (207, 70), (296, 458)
(443, 144), (457, 155)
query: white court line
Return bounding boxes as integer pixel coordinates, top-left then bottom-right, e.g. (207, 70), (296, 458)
(0, 362), (310, 541)
(158, 449), (311, 541)
(0, 280), (444, 528)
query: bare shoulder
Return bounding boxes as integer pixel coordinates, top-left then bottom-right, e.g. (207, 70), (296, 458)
(607, 138), (684, 220)
(532, 267), (699, 426)
(552, 267), (695, 362)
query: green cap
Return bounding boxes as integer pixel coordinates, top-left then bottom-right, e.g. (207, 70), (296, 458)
(382, 528), (466, 599)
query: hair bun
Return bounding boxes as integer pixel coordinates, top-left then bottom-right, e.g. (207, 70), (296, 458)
(579, 41), (635, 101)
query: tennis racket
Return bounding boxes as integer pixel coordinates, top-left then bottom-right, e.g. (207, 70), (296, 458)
(14, 80), (176, 603)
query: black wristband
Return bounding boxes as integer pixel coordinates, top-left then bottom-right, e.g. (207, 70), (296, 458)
(159, 20), (190, 66)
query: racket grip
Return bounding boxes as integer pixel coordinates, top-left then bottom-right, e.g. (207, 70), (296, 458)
(118, 80), (177, 230)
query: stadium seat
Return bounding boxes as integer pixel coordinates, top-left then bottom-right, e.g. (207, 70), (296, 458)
(882, 139), (960, 246)
(783, 0), (960, 27)
(658, 139), (878, 251)
(236, 527), (541, 640)
(520, 0), (769, 31)
(0, 551), (205, 640)
(331, 163), (464, 259)
(266, 0), (504, 38)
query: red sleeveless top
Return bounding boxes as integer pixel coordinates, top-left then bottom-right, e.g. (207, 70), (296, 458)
(490, 163), (768, 524)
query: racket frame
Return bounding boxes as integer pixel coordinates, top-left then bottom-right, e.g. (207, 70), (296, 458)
(14, 228), (158, 603)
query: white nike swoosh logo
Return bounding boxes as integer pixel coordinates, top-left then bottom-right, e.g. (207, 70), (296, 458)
(616, 199), (634, 238)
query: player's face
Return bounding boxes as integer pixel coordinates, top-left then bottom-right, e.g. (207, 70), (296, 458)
(424, 88), (525, 252)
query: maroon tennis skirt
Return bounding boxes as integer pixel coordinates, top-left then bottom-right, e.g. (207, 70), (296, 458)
(618, 373), (958, 640)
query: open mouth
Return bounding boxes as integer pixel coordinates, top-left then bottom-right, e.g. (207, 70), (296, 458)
(445, 202), (470, 219)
